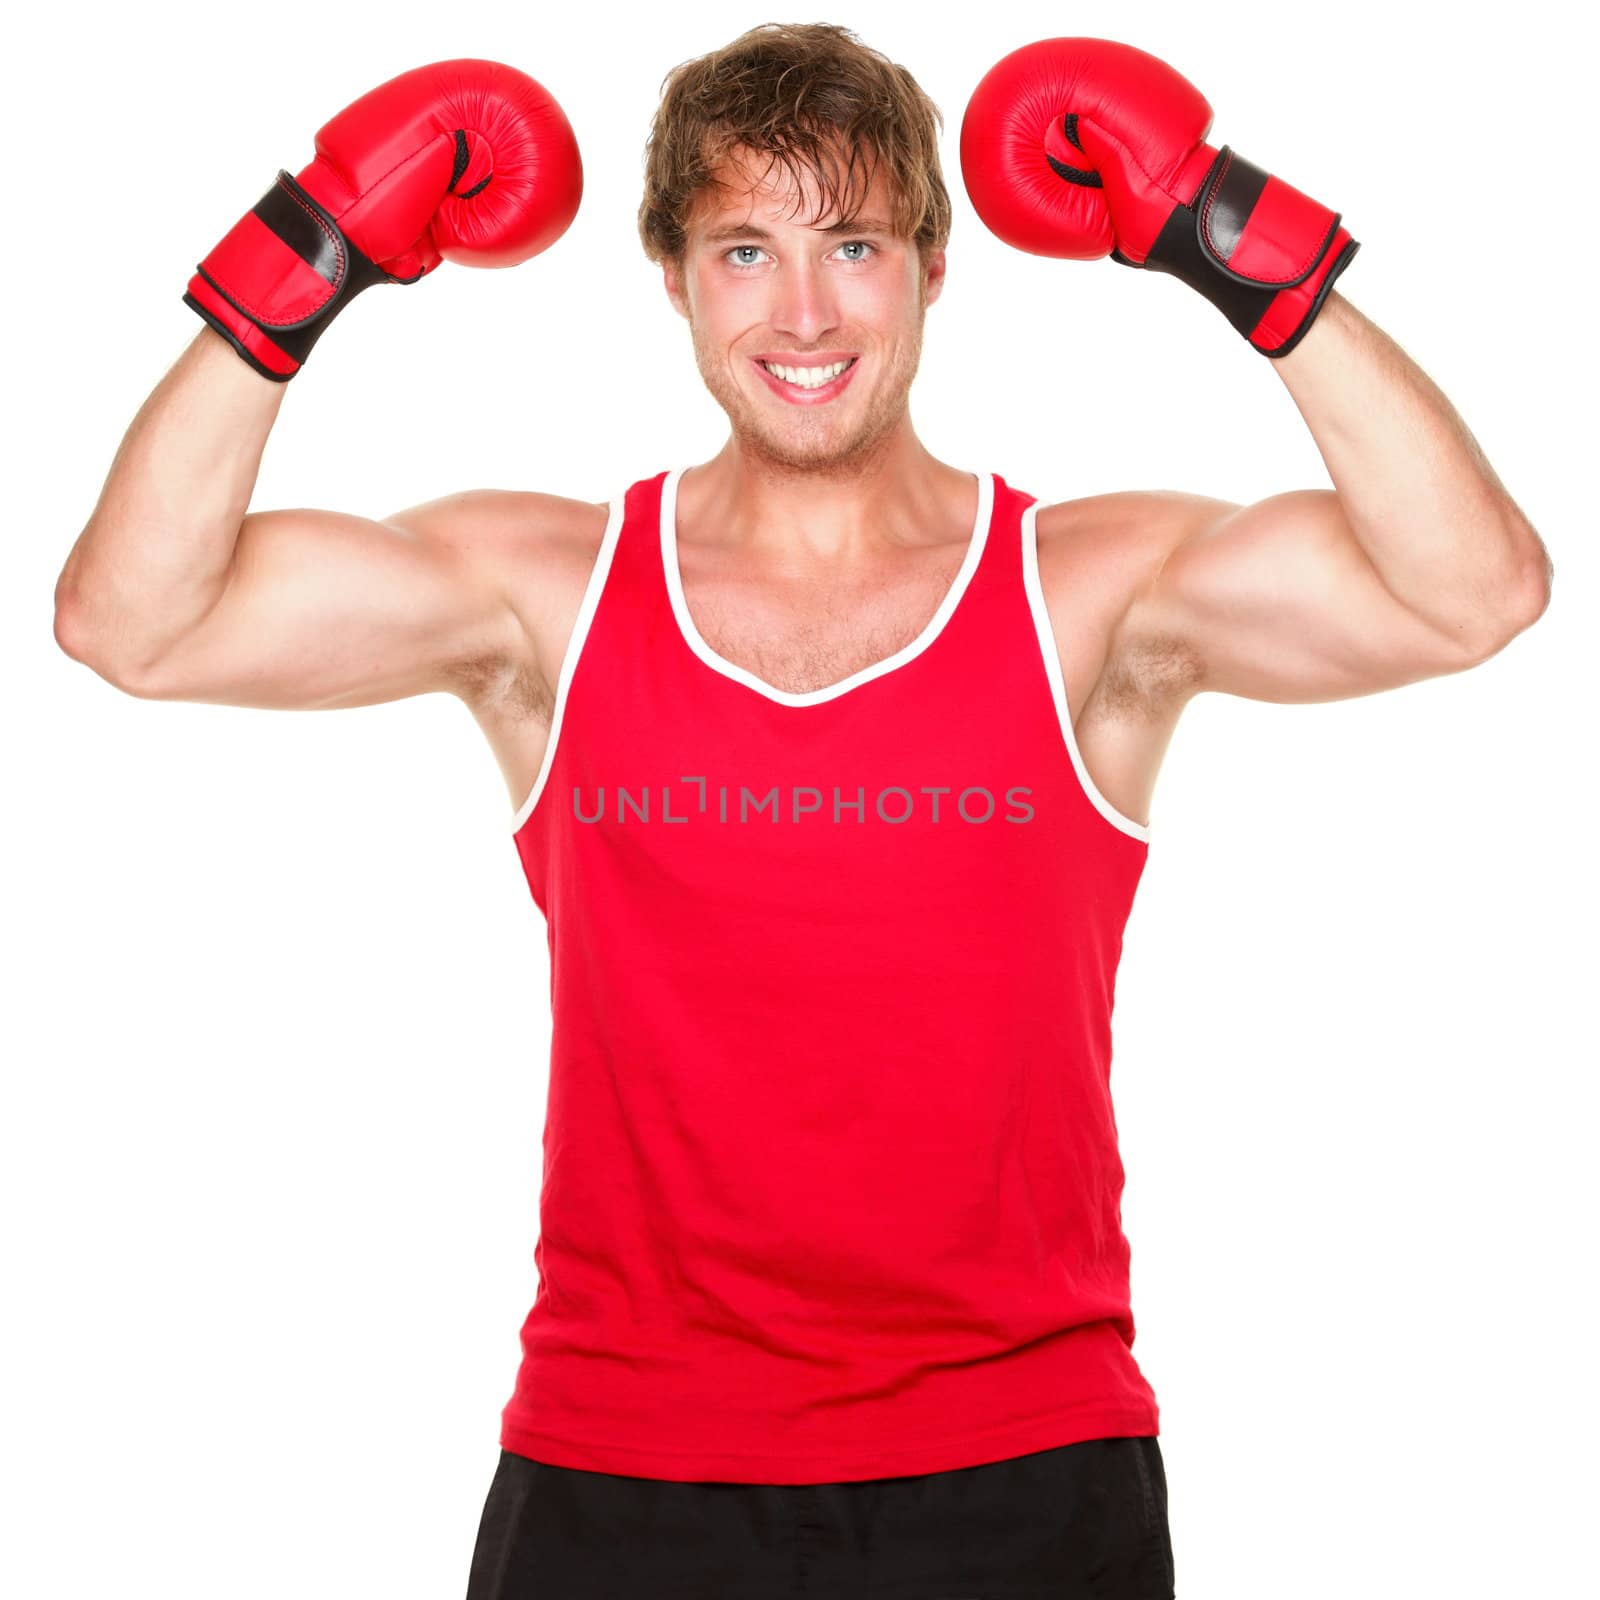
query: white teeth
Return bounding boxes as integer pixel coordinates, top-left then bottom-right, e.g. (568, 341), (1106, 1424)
(759, 359), (853, 389)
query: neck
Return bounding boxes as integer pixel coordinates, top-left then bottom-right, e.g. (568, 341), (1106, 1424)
(684, 430), (966, 563)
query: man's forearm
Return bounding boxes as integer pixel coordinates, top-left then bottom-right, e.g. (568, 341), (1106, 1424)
(1271, 291), (1552, 650)
(55, 328), (286, 675)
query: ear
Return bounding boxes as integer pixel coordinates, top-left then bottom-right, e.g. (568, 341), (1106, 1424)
(922, 247), (947, 307)
(662, 257), (690, 321)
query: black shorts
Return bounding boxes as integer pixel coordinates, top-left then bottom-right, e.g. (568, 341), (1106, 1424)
(465, 1434), (1175, 1599)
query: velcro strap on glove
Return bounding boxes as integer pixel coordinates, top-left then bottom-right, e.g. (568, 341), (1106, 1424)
(1116, 147), (1361, 357)
(183, 170), (391, 381)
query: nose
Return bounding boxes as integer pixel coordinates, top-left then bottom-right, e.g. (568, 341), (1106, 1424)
(767, 255), (842, 347)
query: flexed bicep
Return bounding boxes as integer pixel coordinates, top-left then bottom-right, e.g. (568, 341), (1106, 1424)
(1118, 489), (1489, 706)
(119, 493), (531, 711)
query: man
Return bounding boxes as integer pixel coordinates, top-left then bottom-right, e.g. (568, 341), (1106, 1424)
(53, 21), (1549, 1599)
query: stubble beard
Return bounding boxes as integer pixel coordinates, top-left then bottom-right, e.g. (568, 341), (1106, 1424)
(688, 298), (928, 478)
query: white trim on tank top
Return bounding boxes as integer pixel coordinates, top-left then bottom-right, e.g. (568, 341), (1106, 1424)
(507, 475), (1149, 842)
(660, 464), (994, 708)
(509, 494), (626, 833)
(1018, 498), (1152, 844)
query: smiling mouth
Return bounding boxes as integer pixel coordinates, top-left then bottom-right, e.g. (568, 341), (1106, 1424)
(752, 356), (860, 396)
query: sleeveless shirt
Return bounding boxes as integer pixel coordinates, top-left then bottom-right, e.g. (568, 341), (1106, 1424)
(500, 465), (1159, 1485)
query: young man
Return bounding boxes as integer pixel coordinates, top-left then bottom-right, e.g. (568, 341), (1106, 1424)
(53, 22), (1549, 1599)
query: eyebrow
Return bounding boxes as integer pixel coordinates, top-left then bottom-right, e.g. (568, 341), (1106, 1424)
(699, 217), (896, 245)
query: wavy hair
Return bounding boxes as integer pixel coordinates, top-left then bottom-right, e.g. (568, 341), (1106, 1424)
(637, 22), (951, 271)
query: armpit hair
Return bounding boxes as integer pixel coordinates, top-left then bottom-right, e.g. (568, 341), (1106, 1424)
(446, 652), (554, 724)
(1093, 630), (1205, 721)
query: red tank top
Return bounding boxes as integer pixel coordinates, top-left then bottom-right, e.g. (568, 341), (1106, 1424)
(501, 465), (1159, 1484)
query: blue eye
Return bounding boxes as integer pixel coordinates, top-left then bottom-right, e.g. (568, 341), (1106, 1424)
(723, 240), (877, 271)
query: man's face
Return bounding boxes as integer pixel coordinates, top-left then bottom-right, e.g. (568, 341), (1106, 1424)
(664, 146), (946, 472)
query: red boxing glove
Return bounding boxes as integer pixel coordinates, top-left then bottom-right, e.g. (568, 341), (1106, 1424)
(959, 37), (1358, 357)
(185, 59), (583, 380)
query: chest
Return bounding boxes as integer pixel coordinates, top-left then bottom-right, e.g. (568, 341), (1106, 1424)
(678, 550), (970, 697)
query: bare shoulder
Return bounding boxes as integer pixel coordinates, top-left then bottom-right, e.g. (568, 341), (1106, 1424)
(385, 487), (612, 711)
(1034, 488), (1238, 715)
(440, 489), (610, 607)
(385, 486), (609, 568)
(1033, 488), (1235, 586)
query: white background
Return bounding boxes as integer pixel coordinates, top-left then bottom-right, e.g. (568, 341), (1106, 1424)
(4, 2), (1592, 1596)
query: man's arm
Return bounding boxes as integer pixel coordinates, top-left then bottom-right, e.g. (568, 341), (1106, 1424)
(1111, 293), (1553, 704)
(54, 329), (536, 712)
